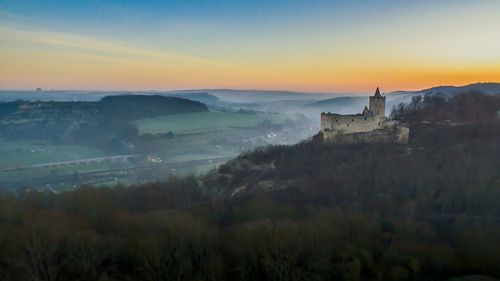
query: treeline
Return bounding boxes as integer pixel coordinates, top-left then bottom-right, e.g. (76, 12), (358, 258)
(0, 92), (499, 280)
(98, 95), (208, 125)
(391, 91), (500, 123)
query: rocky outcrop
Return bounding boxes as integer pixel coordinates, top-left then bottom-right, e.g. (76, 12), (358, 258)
(202, 157), (288, 197)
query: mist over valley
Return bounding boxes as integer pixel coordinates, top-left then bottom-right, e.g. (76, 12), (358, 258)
(1, 1), (500, 278)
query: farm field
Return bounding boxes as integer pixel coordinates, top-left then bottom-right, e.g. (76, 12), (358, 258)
(0, 111), (312, 192)
(133, 111), (286, 135)
(0, 162), (111, 183)
(136, 126), (272, 162)
(0, 139), (118, 191)
(0, 139), (106, 168)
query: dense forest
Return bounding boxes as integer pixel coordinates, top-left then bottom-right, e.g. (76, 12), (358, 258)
(0, 92), (499, 281)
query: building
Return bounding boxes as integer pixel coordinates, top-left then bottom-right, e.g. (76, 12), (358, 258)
(320, 87), (409, 144)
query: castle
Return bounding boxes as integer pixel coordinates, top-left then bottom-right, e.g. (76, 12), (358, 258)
(320, 87), (409, 144)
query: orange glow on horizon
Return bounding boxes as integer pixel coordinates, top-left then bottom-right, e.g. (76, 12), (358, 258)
(1, 25), (499, 93)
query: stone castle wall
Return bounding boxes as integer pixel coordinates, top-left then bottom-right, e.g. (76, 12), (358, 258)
(321, 113), (384, 135)
(394, 125), (410, 144)
(320, 88), (409, 144)
(324, 129), (392, 144)
(323, 124), (409, 144)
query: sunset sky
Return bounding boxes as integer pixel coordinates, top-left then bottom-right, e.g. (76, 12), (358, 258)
(1, 0), (499, 93)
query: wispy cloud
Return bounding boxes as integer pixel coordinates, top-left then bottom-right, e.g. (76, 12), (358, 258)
(0, 26), (234, 67)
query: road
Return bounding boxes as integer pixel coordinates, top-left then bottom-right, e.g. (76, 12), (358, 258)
(0, 154), (142, 172)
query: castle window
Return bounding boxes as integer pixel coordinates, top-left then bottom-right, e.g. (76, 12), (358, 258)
(364, 118), (367, 120)
(351, 119), (354, 122)
(378, 122), (381, 126)
(347, 124), (349, 127)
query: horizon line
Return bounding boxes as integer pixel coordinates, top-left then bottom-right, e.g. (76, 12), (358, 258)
(0, 81), (498, 95)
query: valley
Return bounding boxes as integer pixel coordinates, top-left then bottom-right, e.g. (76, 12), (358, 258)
(0, 90), (498, 281)
(1, 83), (499, 193)
(0, 94), (316, 192)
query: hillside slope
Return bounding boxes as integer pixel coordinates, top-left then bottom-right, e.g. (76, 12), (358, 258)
(206, 93), (500, 198)
(0, 93), (499, 281)
(415, 82), (500, 96)
(0, 95), (208, 142)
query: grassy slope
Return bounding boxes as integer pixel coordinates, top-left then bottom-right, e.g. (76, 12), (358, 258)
(133, 111), (285, 135)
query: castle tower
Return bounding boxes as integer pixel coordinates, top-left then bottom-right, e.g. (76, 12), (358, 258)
(369, 87), (386, 117)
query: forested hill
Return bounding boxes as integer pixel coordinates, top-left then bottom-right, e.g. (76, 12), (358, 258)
(99, 95), (208, 121)
(0, 95), (207, 142)
(0, 92), (499, 281)
(206, 91), (500, 198)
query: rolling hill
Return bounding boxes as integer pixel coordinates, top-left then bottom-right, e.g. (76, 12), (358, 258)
(0, 95), (208, 142)
(406, 82), (500, 96)
(304, 82), (500, 117)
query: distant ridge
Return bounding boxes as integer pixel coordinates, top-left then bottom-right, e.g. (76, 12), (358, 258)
(390, 82), (500, 96)
(1, 82), (498, 104)
(303, 82), (500, 116)
(169, 89), (337, 103)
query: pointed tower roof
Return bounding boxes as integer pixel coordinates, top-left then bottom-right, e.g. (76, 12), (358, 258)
(374, 87), (382, 98)
(362, 106), (369, 115)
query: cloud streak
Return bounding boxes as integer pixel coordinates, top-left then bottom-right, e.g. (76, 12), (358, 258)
(0, 26), (233, 67)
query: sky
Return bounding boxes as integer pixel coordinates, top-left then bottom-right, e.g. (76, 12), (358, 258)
(0, 0), (499, 93)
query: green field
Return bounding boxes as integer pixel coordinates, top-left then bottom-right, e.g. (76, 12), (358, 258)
(133, 111), (285, 135)
(0, 139), (105, 168)
(0, 139), (115, 191)
(0, 111), (293, 191)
